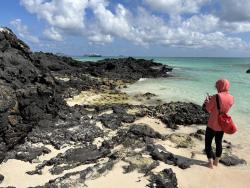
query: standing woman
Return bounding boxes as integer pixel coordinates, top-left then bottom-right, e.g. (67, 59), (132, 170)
(203, 79), (234, 168)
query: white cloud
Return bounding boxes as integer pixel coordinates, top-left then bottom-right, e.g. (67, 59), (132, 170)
(182, 15), (219, 33)
(10, 18), (39, 43)
(20, 0), (89, 41)
(219, 0), (250, 22)
(19, 0), (250, 50)
(43, 27), (63, 41)
(221, 22), (250, 33)
(89, 1), (133, 40)
(20, 0), (88, 30)
(182, 14), (250, 34)
(144, 0), (210, 15)
(88, 33), (113, 44)
(160, 30), (248, 49)
(87, 24), (113, 44)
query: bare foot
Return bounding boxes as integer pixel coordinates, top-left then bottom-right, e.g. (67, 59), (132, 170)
(213, 158), (219, 166)
(207, 162), (213, 169)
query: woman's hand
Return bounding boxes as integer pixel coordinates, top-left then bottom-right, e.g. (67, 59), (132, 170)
(205, 96), (212, 103)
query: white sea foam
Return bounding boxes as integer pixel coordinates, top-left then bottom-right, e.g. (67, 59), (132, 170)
(138, 78), (147, 81)
(173, 67), (181, 70)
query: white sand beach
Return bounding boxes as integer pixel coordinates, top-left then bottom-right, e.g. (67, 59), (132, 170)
(1, 116), (249, 188)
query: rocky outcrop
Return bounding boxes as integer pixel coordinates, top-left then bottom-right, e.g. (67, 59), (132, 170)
(0, 27), (30, 55)
(220, 155), (247, 166)
(169, 133), (195, 148)
(0, 28), (69, 158)
(147, 144), (204, 169)
(123, 153), (159, 174)
(189, 129), (206, 141)
(86, 57), (172, 82)
(27, 145), (111, 176)
(148, 168), (178, 188)
(30, 52), (87, 72)
(0, 27), (174, 162)
(153, 102), (209, 129)
(247, 68), (250, 73)
(129, 124), (163, 139)
(32, 159), (116, 188)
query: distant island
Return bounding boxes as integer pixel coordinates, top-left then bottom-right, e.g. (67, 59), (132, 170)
(84, 53), (102, 57)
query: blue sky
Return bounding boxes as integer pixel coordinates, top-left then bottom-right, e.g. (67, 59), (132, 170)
(1, 0), (250, 57)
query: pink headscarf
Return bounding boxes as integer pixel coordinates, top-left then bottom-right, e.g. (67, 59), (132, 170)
(215, 79), (230, 93)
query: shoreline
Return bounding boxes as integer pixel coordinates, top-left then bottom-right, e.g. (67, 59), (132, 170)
(0, 28), (248, 188)
(122, 77), (250, 166)
(1, 83), (248, 187)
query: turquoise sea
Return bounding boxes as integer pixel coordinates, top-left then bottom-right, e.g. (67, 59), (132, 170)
(75, 56), (250, 161)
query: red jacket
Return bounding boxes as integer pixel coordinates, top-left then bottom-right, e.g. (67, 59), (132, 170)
(205, 79), (234, 131)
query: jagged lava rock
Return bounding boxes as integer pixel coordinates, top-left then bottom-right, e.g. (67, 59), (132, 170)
(0, 27), (173, 163)
(220, 155), (247, 166)
(148, 168), (178, 188)
(86, 57), (173, 82)
(129, 124), (163, 139)
(153, 102), (209, 129)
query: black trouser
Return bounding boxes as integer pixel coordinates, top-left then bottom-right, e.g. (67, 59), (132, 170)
(205, 127), (224, 159)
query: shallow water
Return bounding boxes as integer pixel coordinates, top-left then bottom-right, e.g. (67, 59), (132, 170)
(75, 56), (250, 163)
(122, 57), (250, 163)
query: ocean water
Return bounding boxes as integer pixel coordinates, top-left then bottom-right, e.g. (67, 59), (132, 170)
(75, 56), (250, 162)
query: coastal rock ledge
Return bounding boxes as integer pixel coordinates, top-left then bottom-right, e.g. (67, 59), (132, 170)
(0, 27), (173, 159)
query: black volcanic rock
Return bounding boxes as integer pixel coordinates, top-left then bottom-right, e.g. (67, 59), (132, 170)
(64, 146), (110, 164)
(5, 144), (51, 162)
(0, 27), (174, 163)
(98, 114), (123, 130)
(148, 168), (178, 188)
(0, 28), (83, 160)
(0, 27), (30, 55)
(129, 124), (162, 139)
(26, 145), (111, 177)
(153, 102), (209, 129)
(0, 28), (212, 185)
(30, 52), (89, 73)
(86, 57), (173, 82)
(147, 144), (204, 169)
(220, 155), (247, 166)
(0, 174), (4, 183)
(247, 68), (250, 73)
